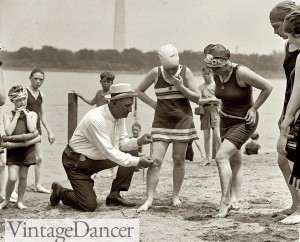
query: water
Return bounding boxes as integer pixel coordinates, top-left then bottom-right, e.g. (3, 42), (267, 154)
(1, 70), (285, 184)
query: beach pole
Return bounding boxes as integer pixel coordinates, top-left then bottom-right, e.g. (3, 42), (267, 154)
(133, 96), (137, 119)
(194, 140), (205, 159)
(68, 92), (78, 141)
(212, 139), (217, 159)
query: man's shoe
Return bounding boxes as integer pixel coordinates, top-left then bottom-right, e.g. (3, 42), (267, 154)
(106, 196), (136, 207)
(50, 182), (62, 207)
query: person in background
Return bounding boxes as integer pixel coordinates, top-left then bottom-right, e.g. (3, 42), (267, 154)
(135, 44), (199, 211)
(198, 66), (221, 166)
(269, 0), (300, 224)
(203, 44), (273, 217)
(73, 71), (116, 178)
(128, 122), (145, 172)
(0, 85), (40, 210)
(0, 66), (6, 202)
(277, 6), (300, 225)
(244, 132), (261, 155)
(131, 121), (144, 156)
(49, 83), (153, 212)
(73, 71), (115, 107)
(26, 69), (55, 194)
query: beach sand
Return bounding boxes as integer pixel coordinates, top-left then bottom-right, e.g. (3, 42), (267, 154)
(0, 151), (299, 242)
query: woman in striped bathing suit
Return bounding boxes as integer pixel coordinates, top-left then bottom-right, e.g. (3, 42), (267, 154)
(136, 44), (200, 211)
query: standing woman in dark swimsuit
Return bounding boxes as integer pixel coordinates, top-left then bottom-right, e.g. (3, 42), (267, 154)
(269, 0), (299, 224)
(203, 44), (273, 217)
(277, 6), (300, 225)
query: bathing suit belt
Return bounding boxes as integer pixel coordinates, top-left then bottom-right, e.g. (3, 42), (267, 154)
(219, 110), (245, 120)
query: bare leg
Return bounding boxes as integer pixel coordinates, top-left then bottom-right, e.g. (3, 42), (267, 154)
(276, 155), (300, 224)
(203, 129), (212, 165)
(215, 140), (238, 217)
(17, 166), (29, 209)
(0, 165), (19, 209)
(0, 152), (6, 201)
(212, 127), (221, 160)
(277, 154), (300, 215)
(280, 207), (300, 224)
(138, 141), (168, 211)
(229, 150), (243, 210)
(10, 180), (18, 203)
(34, 143), (50, 193)
(172, 142), (188, 207)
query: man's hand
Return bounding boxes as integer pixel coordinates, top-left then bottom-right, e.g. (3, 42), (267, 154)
(137, 156), (153, 168)
(137, 133), (153, 146)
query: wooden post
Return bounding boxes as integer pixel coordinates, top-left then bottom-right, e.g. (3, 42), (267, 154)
(133, 96), (137, 118)
(212, 138), (216, 159)
(68, 93), (78, 141)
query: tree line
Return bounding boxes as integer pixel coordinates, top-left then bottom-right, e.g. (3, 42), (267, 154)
(0, 46), (285, 77)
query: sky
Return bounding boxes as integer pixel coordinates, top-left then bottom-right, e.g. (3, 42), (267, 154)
(0, 0), (297, 55)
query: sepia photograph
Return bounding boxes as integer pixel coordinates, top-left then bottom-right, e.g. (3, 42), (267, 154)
(1, 0), (300, 241)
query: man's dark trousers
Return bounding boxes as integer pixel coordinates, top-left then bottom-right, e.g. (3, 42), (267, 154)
(58, 145), (135, 212)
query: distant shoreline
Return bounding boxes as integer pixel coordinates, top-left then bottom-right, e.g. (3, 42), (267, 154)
(2, 67), (285, 79)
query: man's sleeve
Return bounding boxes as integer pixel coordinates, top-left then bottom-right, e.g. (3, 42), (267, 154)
(86, 122), (139, 167)
(118, 119), (139, 151)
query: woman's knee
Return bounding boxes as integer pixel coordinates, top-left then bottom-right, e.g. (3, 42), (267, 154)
(35, 155), (43, 164)
(7, 176), (18, 184)
(277, 154), (290, 171)
(172, 155), (185, 166)
(151, 156), (163, 167)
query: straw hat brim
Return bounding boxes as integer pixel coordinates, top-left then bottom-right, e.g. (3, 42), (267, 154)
(106, 92), (139, 101)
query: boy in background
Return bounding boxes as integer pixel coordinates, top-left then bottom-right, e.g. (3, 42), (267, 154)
(73, 71), (115, 107)
(27, 69), (55, 193)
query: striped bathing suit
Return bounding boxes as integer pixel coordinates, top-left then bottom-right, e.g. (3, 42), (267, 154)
(151, 65), (198, 143)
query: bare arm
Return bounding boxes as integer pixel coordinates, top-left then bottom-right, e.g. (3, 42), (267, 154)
(171, 67), (200, 104)
(40, 93), (55, 144)
(135, 68), (157, 109)
(237, 65), (273, 125)
(0, 69), (6, 105)
(23, 110), (37, 133)
(4, 111), (20, 135)
(281, 56), (300, 131)
(198, 84), (220, 105)
(73, 90), (97, 106)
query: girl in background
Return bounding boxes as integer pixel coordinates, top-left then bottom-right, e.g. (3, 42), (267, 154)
(0, 85), (40, 209)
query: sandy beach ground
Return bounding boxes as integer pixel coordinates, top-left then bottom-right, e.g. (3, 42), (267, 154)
(0, 151), (299, 242)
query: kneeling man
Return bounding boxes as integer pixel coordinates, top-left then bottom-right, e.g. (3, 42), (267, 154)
(50, 83), (153, 211)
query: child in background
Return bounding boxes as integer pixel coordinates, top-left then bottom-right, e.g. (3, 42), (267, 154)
(129, 122), (144, 172)
(198, 67), (221, 166)
(73, 71), (115, 107)
(132, 122), (144, 154)
(26, 69), (55, 193)
(0, 85), (40, 209)
(73, 71), (115, 178)
(244, 132), (261, 155)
